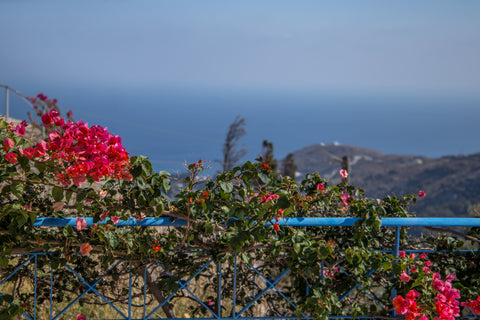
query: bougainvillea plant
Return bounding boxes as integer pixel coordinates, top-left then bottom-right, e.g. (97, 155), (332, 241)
(1, 94), (479, 320)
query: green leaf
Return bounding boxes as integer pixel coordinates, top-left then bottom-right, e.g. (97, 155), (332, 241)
(258, 172), (271, 184)
(65, 190), (73, 203)
(319, 246), (332, 259)
(52, 186), (64, 202)
(277, 195), (290, 209)
(293, 243), (301, 255)
(62, 225), (74, 237)
(241, 252), (252, 264)
(219, 181), (234, 193)
(162, 178), (171, 193)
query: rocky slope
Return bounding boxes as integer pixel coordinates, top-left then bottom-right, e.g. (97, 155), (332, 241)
(290, 144), (480, 217)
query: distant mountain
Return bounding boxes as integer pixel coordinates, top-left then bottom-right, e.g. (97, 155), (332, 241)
(289, 144), (480, 217)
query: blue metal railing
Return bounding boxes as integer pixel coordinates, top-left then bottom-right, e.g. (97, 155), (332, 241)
(2, 217), (480, 320)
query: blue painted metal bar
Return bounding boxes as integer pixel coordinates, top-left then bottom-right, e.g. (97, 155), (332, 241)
(33, 217), (480, 228)
(275, 217), (480, 227)
(218, 261), (222, 319)
(33, 217), (186, 227)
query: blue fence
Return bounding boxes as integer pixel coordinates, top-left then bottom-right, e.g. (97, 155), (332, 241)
(2, 217), (480, 320)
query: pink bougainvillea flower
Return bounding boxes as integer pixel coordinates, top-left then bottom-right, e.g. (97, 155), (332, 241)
(316, 183), (325, 191)
(339, 169), (348, 179)
(410, 266), (417, 273)
(76, 314), (87, 320)
(3, 137), (14, 151)
(5, 152), (17, 164)
(409, 253), (415, 259)
(22, 147), (35, 159)
(418, 190), (426, 198)
(405, 289), (420, 300)
(445, 274), (456, 282)
(433, 279), (445, 291)
(76, 217), (87, 231)
(399, 251), (406, 258)
(420, 253), (427, 259)
(392, 296), (409, 314)
(80, 243), (93, 256)
(462, 296), (480, 315)
(423, 266), (430, 274)
(121, 170), (133, 181)
(400, 271), (411, 283)
(424, 260), (432, 267)
(110, 216), (121, 225)
(14, 122), (26, 136)
(53, 202), (65, 211)
(100, 211), (108, 221)
(41, 112), (53, 127)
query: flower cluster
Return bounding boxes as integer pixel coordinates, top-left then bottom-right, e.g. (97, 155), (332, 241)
(393, 289), (424, 320)
(393, 252), (480, 319)
(462, 296), (480, 315)
(38, 109), (132, 186)
(432, 273), (460, 320)
(4, 107), (132, 186)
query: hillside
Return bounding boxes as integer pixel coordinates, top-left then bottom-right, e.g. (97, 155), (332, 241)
(290, 144), (480, 217)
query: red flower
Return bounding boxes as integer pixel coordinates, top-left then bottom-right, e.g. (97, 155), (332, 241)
(3, 137), (14, 151)
(76, 313), (87, 320)
(393, 296), (409, 314)
(400, 271), (411, 283)
(153, 241), (161, 252)
(273, 223), (280, 232)
(5, 152), (17, 164)
(418, 190), (426, 198)
(277, 209), (284, 217)
(462, 296), (480, 315)
(80, 243), (93, 256)
(14, 123), (26, 136)
(110, 216), (121, 225)
(22, 147), (35, 159)
(339, 169), (348, 179)
(76, 218), (87, 231)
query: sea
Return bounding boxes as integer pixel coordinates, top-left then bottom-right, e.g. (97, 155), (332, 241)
(4, 83), (480, 174)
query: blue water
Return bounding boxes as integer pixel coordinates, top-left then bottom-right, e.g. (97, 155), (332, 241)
(5, 84), (480, 173)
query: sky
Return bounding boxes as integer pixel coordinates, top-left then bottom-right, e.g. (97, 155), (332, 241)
(1, 1), (480, 96)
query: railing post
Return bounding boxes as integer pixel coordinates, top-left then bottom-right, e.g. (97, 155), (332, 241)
(218, 261), (222, 319)
(391, 226), (401, 317)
